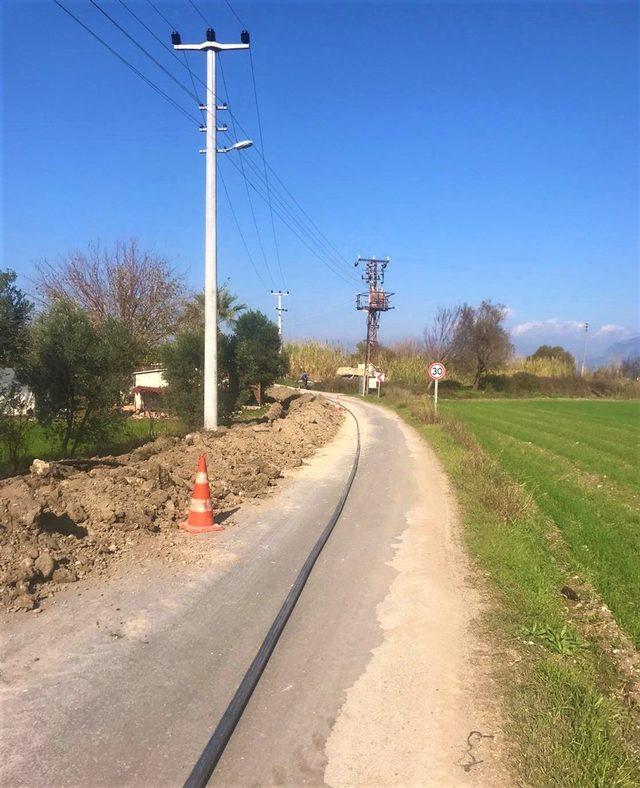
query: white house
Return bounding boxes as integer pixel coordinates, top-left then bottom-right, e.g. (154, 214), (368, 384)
(0, 368), (35, 416)
(131, 367), (167, 414)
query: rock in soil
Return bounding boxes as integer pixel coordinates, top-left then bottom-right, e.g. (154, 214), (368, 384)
(0, 389), (343, 612)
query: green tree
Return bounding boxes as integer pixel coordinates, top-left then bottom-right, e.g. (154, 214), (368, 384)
(621, 357), (640, 380)
(21, 300), (138, 456)
(528, 344), (576, 371)
(160, 329), (237, 429)
(235, 310), (285, 402)
(453, 301), (513, 388)
(0, 269), (33, 367)
(0, 372), (33, 473)
(177, 285), (246, 334)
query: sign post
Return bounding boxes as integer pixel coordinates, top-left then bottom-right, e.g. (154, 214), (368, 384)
(428, 362), (446, 418)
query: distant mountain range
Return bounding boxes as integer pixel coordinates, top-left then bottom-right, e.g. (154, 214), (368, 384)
(594, 335), (640, 367)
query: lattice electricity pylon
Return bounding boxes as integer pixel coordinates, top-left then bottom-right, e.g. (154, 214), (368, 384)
(355, 256), (394, 390)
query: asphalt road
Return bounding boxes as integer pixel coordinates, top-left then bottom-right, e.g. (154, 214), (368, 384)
(1, 397), (504, 787)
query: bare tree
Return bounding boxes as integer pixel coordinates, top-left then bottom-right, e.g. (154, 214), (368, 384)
(423, 306), (462, 364)
(36, 240), (186, 357)
(453, 301), (513, 388)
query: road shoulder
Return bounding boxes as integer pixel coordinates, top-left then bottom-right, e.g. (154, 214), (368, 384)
(323, 407), (509, 786)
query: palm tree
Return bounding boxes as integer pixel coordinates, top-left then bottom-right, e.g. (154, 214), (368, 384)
(178, 284), (246, 333)
(217, 285), (246, 328)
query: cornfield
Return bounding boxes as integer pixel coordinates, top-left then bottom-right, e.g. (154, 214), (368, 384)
(284, 341), (351, 381)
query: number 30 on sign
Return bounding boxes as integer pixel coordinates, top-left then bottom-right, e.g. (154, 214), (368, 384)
(429, 362), (446, 380)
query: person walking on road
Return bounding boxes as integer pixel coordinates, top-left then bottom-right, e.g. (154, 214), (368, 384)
(300, 370), (309, 389)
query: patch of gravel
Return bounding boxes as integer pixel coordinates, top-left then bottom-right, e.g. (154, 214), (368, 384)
(0, 389), (343, 612)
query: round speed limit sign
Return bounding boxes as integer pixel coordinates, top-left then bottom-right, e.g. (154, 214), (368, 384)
(428, 362), (446, 380)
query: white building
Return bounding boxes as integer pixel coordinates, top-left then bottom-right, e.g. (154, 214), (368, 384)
(131, 367), (167, 414)
(0, 368), (35, 415)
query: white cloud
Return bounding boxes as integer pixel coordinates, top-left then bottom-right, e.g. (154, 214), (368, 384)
(594, 324), (628, 337)
(510, 318), (581, 337)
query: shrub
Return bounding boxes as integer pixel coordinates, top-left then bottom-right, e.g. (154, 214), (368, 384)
(160, 330), (237, 429)
(0, 374), (33, 472)
(21, 300), (138, 457)
(235, 311), (285, 402)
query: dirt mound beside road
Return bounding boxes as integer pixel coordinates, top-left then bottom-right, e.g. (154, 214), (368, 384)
(0, 390), (343, 612)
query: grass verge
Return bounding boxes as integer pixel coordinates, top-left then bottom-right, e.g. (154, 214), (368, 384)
(382, 392), (640, 786)
(0, 417), (186, 477)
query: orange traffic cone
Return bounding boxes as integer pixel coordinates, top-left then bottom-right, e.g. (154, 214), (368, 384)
(180, 454), (223, 534)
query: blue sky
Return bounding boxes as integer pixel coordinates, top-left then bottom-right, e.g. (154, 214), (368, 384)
(2, 0), (638, 360)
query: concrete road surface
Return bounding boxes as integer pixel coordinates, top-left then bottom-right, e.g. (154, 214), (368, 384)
(1, 397), (505, 787)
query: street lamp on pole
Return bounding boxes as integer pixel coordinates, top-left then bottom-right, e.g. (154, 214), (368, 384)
(580, 322), (589, 377)
(217, 140), (253, 153)
(173, 28), (251, 431)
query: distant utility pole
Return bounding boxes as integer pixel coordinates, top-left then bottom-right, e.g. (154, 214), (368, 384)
(580, 322), (589, 377)
(173, 28), (252, 431)
(355, 256), (394, 395)
(271, 290), (290, 343)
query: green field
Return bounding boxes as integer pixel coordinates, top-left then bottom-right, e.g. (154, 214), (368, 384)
(387, 395), (640, 785)
(442, 399), (640, 647)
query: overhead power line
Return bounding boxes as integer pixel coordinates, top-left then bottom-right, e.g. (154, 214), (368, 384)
(219, 57), (276, 288)
(218, 133), (360, 286)
(145, 0), (176, 29)
(248, 49), (285, 289)
(223, 154), (358, 289)
(219, 168), (269, 290)
(116, 0), (204, 117)
(213, 1), (354, 273)
(88, 0), (199, 104)
(222, 0), (246, 27)
(139, 0), (355, 283)
(53, 0), (201, 127)
(186, 0), (209, 26)
(184, 0), (286, 289)
(56, 0), (357, 290)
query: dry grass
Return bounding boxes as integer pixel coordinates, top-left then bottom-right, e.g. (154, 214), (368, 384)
(285, 341), (640, 398)
(507, 356), (575, 377)
(284, 341), (350, 381)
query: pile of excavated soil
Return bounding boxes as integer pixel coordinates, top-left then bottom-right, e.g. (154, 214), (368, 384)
(0, 390), (343, 612)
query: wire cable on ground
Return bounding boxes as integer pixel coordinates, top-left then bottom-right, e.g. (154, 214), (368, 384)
(183, 400), (360, 787)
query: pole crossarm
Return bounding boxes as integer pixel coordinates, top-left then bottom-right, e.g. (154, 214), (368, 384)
(174, 42), (249, 52)
(271, 290), (290, 341)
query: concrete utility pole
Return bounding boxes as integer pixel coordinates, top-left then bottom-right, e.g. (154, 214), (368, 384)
(355, 256), (394, 396)
(271, 290), (289, 343)
(173, 28), (251, 430)
(580, 322), (589, 377)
